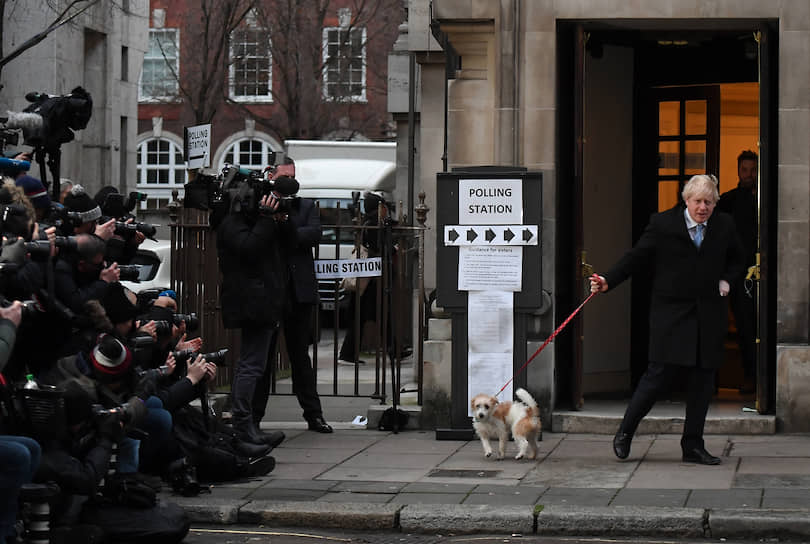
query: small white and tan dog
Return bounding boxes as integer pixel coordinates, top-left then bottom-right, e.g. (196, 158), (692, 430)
(471, 388), (541, 460)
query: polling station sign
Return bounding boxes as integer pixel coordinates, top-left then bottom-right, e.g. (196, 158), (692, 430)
(458, 179), (522, 225)
(184, 124), (211, 169)
(314, 257), (383, 279)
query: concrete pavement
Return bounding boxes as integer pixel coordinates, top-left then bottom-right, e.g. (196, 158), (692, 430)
(161, 423), (810, 540)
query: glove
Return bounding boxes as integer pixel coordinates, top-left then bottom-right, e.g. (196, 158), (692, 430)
(0, 237), (26, 265)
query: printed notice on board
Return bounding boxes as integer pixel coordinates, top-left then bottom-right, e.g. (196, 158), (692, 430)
(458, 246), (522, 292)
(467, 291), (514, 415)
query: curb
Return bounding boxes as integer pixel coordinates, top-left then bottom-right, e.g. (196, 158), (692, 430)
(180, 498), (810, 539)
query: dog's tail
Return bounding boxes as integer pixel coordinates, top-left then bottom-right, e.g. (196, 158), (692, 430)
(515, 388), (539, 417)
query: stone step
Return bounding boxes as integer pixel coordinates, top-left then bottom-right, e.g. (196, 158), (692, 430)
(552, 411), (776, 435)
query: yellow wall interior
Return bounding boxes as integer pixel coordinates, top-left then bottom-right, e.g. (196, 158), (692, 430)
(719, 82), (759, 193)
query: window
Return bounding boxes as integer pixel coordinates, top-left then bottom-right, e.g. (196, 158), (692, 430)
(140, 29), (179, 101)
(220, 138), (277, 169)
(322, 26), (366, 102)
(230, 28), (272, 102)
(136, 137), (187, 209)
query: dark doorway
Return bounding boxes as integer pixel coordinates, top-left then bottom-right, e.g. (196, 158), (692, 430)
(556, 20), (777, 413)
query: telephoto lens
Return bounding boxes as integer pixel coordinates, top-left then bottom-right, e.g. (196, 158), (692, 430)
(173, 313), (199, 332)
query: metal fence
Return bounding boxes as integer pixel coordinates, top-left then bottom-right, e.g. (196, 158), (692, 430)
(167, 192), (429, 406)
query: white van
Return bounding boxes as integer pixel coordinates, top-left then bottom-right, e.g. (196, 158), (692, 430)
(287, 141), (396, 313)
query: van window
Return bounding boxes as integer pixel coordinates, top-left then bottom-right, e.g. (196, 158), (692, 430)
(317, 198), (357, 243)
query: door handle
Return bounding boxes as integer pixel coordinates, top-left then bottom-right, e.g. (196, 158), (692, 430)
(581, 251), (594, 278)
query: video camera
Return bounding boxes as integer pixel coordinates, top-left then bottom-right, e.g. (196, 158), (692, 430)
(21, 87), (93, 150)
(183, 151), (296, 216)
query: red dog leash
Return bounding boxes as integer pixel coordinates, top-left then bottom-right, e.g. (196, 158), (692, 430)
(494, 291), (598, 398)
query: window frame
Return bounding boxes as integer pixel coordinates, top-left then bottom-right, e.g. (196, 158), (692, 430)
(229, 27), (273, 103)
(139, 28), (180, 102)
(136, 136), (187, 209)
(321, 25), (367, 103)
(218, 137), (278, 171)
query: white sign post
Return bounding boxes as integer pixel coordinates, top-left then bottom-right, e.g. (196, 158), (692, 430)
(184, 124), (211, 169)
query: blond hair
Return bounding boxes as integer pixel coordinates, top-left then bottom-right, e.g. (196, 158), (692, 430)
(681, 174), (719, 203)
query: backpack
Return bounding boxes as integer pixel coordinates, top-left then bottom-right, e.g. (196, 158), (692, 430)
(170, 406), (250, 482)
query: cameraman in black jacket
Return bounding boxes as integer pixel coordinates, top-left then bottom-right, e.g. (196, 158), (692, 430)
(216, 187), (286, 448)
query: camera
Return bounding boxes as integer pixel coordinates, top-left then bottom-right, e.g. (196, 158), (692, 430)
(173, 313), (199, 332)
(1, 296), (41, 320)
(172, 348), (228, 367)
(166, 457), (201, 497)
(117, 264), (141, 282)
(22, 87), (93, 150)
(91, 402), (137, 426)
(137, 365), (170, 381)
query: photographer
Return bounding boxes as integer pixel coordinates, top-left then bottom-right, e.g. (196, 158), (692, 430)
(216, 182), (286, 448)
(54, 233), (118, 315)
(0, 299), (42, 544)
(253, 176), (332, 433)
(94, 185), (147, 265)
(61, 184), (116, 241)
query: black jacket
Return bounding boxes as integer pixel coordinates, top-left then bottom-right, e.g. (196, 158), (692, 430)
(717, 184), (757, 266)
(216, 210), (286, 329)
(604, 206), (745, 369)
(54, 258), (110, 314)
(277, 197), (321, 305)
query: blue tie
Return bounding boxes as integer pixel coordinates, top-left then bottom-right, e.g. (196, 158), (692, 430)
(694, 223), (704, 248)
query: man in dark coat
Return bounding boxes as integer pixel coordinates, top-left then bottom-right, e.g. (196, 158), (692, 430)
(252, 177), (332, 433)
(717, 150), (758, 393)
(590, 174), (745, 465)
(216, 188), (286, 448)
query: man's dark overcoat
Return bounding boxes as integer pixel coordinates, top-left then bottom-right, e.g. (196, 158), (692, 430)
(603, 206), (745, 369)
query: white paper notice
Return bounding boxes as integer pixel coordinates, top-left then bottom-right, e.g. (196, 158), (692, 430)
(467, 291), (514, 416)
(458, 246), (522, 292)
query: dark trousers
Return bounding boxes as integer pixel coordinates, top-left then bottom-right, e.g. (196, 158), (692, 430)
(231, 325), (275, 422)
(729, 279), (757, 381)
(619, 361), (716, 452)
(253, 303), (322, 423)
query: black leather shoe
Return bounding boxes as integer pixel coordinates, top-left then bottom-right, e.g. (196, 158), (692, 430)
(232, 438), (272, 458)
(613, 432), (632, 459)
(307, 416), (333, 433)
(233, 420), (285, 448)
(682, 447), (721, 465)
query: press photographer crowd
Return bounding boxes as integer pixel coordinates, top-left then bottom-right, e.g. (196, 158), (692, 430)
(0, 89), (334, 544)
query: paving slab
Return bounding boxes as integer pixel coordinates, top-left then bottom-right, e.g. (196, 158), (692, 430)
(399, 504), (534, 534)
(262, 479), (339, 490)
(464, 491), (543, 505)
(733, 473), (810, 488)
(685, 489), (762, 508)
(609, 488), (690, 507)
(239, 500), (401, 530)
(365, 433), (466, 454)
(537, 487), (617, 507)
(626, 459), (736, 489)
(547, 438), (639, 459)
(475, 484), (547, 495)
(338, 451), (450, 469)
(271, 447), (358, 464)
(246, 487), (328, 501)
(331, 481), (407, 493)
(317, 465), (431, 482)
(270, 462), (333, 480)
(738, 456), (810, 474)
(729, 436), (810, 457)
(389, 492), (467, 505)
(536, 505), (705, 538)
(400, 482), (477, 494)
(523, 458), (636, 488)
(282, 431), (382, 450)
(761, 488), (810, 508)
(317, 491), (393, 503)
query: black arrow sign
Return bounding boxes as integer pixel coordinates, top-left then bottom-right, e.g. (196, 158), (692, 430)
(448, 229), (459, 242)
(467, 229), (478, 242)
(503, 228), (515, 242)
(522, 228), (534, 242)
(485, 229), (496, 242)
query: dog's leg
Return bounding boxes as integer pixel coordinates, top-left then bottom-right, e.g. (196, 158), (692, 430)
(497, 428), (507, 460)
(528, 435), (539, 460)
(515, 436), (529, 460)
(479, 433), (494, 458)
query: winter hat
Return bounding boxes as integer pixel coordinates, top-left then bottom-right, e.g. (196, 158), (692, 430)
(141, 304), (175, 337)
(63, 184), (102, 223)
(90, 333), (132, 381)
(101, 282), (139, 324)
(15, 175), (51, 210)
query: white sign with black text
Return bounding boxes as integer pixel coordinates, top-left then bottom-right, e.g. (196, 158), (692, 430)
(314, 258), (382, 280)
(459, 179), (522, 225)
(184, 124), (211, 169)
(458, 246), (522, 292)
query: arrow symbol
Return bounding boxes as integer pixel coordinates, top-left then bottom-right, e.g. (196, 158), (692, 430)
(466, 229), (478, 242)
(448, 229), (459, 242)
(485, 229), (496, 242)
(522, 228), (534, 242)
(503, 228), (515, 242)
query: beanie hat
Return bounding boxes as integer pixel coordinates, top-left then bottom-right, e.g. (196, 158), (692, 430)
(101, 282), (139, 324)
(90, 334), (132, 381)
(15, 175), (51, 210)
(63, 184), (102, 223)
